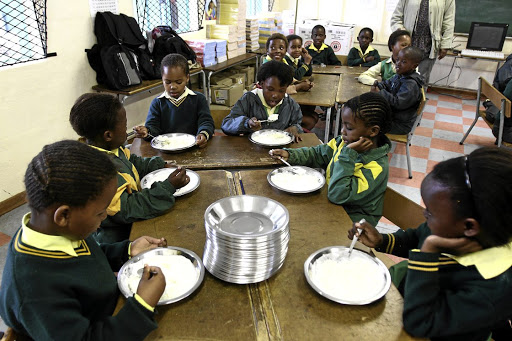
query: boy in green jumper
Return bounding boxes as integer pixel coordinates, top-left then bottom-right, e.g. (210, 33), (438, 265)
(349, 147), (512, 341)
(347, 27), (380, 67)
(70, 93), (189, 243)
(307, 25), (341, 66)
(270, 92), (392, 226)
(0, 140), (167, 340)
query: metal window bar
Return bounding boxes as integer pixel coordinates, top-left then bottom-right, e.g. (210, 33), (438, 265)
(135, 0), (205, 35)
(0, 0), (50, 67)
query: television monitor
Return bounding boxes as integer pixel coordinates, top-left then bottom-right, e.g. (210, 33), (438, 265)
(466, 22), (509, 51)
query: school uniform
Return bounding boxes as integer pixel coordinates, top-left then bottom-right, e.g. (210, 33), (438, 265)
(358, 58), (397, 85)
(0, 214), (157, 340)
(221, 88), (303, 135)
(306, 43), (341, 66)
(285, 135), (391, 226)
(347, 45), (380, 67)
(376, 71), (424, 134)
(145, 87), (215, 140)
(378, 222), (512, 341)
(283, 53), (313, 80)
(93, 145), (176, 243)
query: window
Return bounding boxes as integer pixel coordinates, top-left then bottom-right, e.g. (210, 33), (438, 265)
(246, 0), (273, 17)
(134, 0), (206, 34)
(0, 0), (51, 67)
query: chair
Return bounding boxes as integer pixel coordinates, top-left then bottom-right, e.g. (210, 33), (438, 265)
(386, 88), (427, 179)
(0, 328), (32, 341)
(382, 186), (425, 231)
(460, 77), (512, 148)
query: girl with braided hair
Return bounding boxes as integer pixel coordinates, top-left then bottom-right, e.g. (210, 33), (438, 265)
(0, 140), (167, 340)
(270, 92), (392, 226)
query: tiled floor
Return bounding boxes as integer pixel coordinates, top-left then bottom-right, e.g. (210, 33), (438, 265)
(0, 89), (496, 333)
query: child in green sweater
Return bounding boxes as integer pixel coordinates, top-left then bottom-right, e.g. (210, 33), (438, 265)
(349, 147), (512, 341)
(0, 140), (167, 340)
(70, 93), (189, 243)
(270, 92), (392, 226)
(347, 27), (380, 67)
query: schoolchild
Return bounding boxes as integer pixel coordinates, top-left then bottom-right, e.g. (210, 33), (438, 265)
(134, 53), (214, 148)
(221, 60), (304, 142)
(348, 147), (512, 341)
(284, 34), (313, 81)
(372, 46), (424, 134)
(70, 93), (189, 243)
(263, 33), (313, 93)
(347, 27), (380, 67)
(358, 29), (411, 85)
(270, 92), (392, 226)
(0, 140), (168, 340)
(306, 25), (341, 66)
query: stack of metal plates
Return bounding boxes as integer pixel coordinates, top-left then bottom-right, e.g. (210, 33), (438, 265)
(203, 195), (290, 284)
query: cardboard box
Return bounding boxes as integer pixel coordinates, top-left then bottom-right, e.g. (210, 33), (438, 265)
(232, 66), (255, 86)
(230, 73), (246, 87)
(211, 83), (244, 107)
(298, 22), (354, 56)
(210, 75), (233, 86)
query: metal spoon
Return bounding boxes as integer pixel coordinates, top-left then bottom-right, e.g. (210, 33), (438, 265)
(278, 157), (299, 175)
(348, 218), (366, 258)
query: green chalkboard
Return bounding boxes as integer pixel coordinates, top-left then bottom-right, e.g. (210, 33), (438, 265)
(455, 0), (512, 36)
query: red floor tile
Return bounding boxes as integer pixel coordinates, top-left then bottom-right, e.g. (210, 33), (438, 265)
(426, 160), (438, 174)
(430, 138), (465, 153)
(463, 134), (496, 147)
(0, 232), (11, 247)
(422, 112), (436, 120)
(433, 121), (464, 133)
(388, 167), (426, 187)
(462, 117), (490, 128)
(436, 107), (463, 116)
(426, 99), (438, 107)
(437, 95), (463, 103)
(414, 126), (433, 137)
(392, 143), (430, 159)
(462, 104), (477, 112)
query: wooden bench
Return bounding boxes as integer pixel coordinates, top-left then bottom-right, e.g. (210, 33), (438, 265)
(460, 77), (512, 148)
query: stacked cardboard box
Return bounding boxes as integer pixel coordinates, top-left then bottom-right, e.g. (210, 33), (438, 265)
(206, 24), (240, 59)
(246, 17), (259, 52)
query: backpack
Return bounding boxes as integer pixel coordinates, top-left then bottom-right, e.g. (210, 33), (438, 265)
(152, 26), (197, 69)
(493, 54), (512, 93)
(86, 12), (159, 90)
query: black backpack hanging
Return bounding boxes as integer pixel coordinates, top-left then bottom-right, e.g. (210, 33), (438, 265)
(86, 12), (160, 90)
(152, 25), (197, 69)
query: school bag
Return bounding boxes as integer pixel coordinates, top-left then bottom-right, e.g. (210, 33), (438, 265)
(152, 26), (197, 69)
(493, 54), (512, 93)
(86, 12), (160, 90)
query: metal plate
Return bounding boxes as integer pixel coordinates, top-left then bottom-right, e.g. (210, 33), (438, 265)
(151, 133), (196, 152)
(267, 166), (325, 194)
(249, 129), (293, 147)
(117, 246), (205, 305)
(304, 246), (391, 305)
(140, 168), (200, 197)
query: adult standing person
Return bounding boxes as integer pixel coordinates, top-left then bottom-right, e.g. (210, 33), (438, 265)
(390, 0), (455, 87)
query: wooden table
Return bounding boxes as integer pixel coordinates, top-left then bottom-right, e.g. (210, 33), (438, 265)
(334, 74), (372, 137)
(290, 73), (340, 143)
(312, 64), (369, 75)
(121, 169), (423, 340)
(130, 133), (322, 170)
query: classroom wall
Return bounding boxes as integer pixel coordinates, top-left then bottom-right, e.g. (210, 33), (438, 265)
(274, 0), (512, 89)
(0, 1), (209, 203)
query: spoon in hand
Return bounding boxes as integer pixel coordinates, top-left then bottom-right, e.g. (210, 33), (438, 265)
(348, 218), (366, 258)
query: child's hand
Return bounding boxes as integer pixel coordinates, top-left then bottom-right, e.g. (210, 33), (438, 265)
(167, 166), (189, 189)
(347, 220), (383, 248)
(301, 48), (313, 65)
(346, 136), (374, 153)
(421, 235), (483, 255)
(371, 80), (380, 93)
(295, 81), (313, 92)
(137, 265), (166, 307)
(284, 126), (302, 143)
(248, 117), (262, 131)
(133, 126), (149, 138)
(131, 236), (167, 257)
(365, 55), (375, 62)
(196, 134), (207, 148)
(269, 149), (289, 160)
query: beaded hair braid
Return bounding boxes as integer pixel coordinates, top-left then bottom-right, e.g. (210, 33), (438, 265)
(69, 93), (122, 141)
(161, 53), (190, 75)
(344, 92), (392, 134)
(24, 140), (117, 211)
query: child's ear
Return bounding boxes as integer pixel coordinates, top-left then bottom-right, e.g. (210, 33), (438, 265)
(368, 125), (380, 138)
(54, 205), (71, 227)
(462, 218), (481, 237)
(104, 130), (113, 142)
